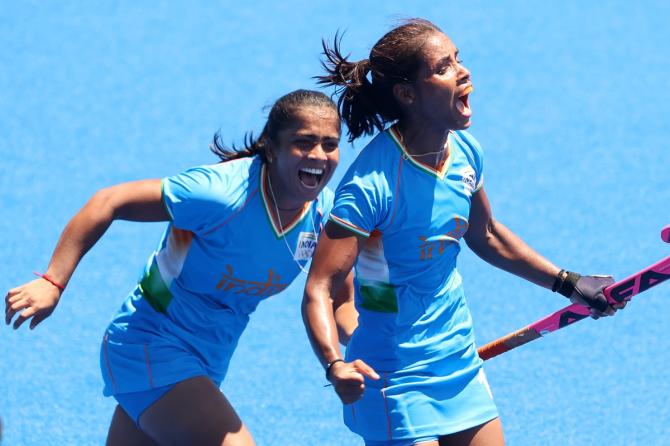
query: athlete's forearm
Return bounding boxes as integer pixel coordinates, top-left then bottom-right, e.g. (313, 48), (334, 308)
(302, 280), (345, 366)
(43, 190), (121, 287)
(303, 225), (363, 365)
(332, 272), (358, 345)
(466, 218), (560, 289)
(44, 180), (167, 288)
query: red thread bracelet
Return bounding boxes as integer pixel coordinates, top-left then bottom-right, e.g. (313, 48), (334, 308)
(33, 272), (66, 291)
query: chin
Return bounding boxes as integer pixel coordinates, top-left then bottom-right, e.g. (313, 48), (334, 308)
(296, 187), (322, 203)
(453, 116), (472, 130)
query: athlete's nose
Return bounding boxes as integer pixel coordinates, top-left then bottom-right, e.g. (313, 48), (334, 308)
(308, 143), (328, 161)
(457, 62), (471, 85)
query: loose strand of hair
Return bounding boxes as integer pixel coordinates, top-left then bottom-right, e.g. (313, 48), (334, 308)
(209, 129), (266, 163)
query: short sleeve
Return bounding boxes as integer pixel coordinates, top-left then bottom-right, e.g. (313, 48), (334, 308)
(454, 130), (485, 192)
(162, 165), (230, 233)
(329, 166), (391, 238)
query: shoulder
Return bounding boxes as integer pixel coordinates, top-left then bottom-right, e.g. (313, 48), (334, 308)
(451, 130), (484, 160)
(163, 156), (259, 206)
(451, 130), (485, 190)
(340, 130), (400, 187)
(331, 131), (398, 224)
(351, 130), (400, 168)
(201, 156), (258, 185)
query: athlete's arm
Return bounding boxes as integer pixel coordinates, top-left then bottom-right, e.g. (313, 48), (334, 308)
(5, 179), (168, 330)
(463, 186), (561, 289)
(333, 271), (357, 345)
(464, 187), (618, 316)
(302, 222), (379, 404)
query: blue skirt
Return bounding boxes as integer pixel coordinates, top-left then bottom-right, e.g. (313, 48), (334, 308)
(343, 351), (498, 442)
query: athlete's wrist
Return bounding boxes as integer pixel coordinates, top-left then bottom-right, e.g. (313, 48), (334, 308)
(552, 269), (580, 297)
(325, 358), (344, 380)
(33, 271), (66, 292)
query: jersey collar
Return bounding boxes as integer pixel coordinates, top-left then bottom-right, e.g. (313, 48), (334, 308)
(260, 163), (312, 238)
(388, 126), (453, 180)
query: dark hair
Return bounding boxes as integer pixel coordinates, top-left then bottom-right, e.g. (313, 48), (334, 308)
(317, 18), (442, 142)
(210, 89), (339, 162)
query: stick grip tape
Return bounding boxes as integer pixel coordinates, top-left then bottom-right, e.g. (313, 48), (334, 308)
(477, 326), (542, 361)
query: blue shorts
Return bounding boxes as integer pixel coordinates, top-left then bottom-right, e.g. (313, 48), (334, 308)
(114, 383), (175, 426)
(344, 365), (498, 442)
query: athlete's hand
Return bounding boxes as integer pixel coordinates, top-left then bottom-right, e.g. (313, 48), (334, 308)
(328, 359), (380, 404)
(568, 274), (623, 318)
(5, 279), (63, 330)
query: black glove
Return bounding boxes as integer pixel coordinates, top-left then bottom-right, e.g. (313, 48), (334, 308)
(555, 271), (615, 313)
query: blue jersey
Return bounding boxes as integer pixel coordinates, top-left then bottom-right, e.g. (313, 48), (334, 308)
(101, 156), (332, 395)
(331, 126), (484, 373)
(330, 127), (496, 440)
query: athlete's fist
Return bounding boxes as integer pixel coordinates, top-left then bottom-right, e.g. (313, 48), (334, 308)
(328, 359), (380, 404)
(568, 274), (618, 318)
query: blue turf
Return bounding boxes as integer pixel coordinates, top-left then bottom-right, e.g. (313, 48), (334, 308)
(1, 2), (669, 445)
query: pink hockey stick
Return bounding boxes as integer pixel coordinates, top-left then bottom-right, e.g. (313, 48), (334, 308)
(478, 225), (670, 361)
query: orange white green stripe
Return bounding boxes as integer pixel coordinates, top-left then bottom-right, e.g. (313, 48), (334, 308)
(356, 232), (397, 313)
(329, 214), (371, 238)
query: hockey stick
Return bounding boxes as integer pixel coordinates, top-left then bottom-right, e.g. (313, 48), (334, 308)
(478, 225), (670, 361)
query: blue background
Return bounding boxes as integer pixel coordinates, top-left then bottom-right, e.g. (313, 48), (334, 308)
(1, 1), (668, 445)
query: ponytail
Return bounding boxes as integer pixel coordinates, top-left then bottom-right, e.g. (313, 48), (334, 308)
(210, 129), (268, 163)
(317, 34), (387, 142)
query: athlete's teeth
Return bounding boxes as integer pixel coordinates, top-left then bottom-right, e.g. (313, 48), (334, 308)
(460, 85), (473, 97)
(300, 168), (324, 175)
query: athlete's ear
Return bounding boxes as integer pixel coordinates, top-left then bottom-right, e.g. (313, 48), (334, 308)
(393, 83), (415, 108)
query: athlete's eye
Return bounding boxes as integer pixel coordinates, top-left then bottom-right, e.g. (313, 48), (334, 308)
(436, 63), (457, 77)
(294, 139), (314, 150)
(322, 140), (339, 153)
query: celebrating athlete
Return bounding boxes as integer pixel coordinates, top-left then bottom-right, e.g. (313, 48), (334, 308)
(303, 19), (622, 446)
(6, 89), (352, 446)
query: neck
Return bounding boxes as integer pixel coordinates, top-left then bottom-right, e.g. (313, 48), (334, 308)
(395, 121), (451, 167)
(396, 120), (449, 155)
(266, 167), (305, 214)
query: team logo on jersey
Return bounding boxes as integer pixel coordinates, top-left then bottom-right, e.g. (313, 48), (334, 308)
(294, 232), (317, 261)
(460, 166), (477, 195)
(215, 265), (288, 297)
(418, 217), (469, 260)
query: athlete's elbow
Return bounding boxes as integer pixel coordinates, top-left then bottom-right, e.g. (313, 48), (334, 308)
(81, 188), (117, 219)
(465, 218), (497, 251)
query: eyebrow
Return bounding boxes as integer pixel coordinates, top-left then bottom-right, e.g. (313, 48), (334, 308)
(435, 56), (452, 68)
(293, 133), (339, 141)
(434, 49), (460, 68)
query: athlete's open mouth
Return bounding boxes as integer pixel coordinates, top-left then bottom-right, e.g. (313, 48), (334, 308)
(298, 167), (325, 189)
(456, 85), (473, 118)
